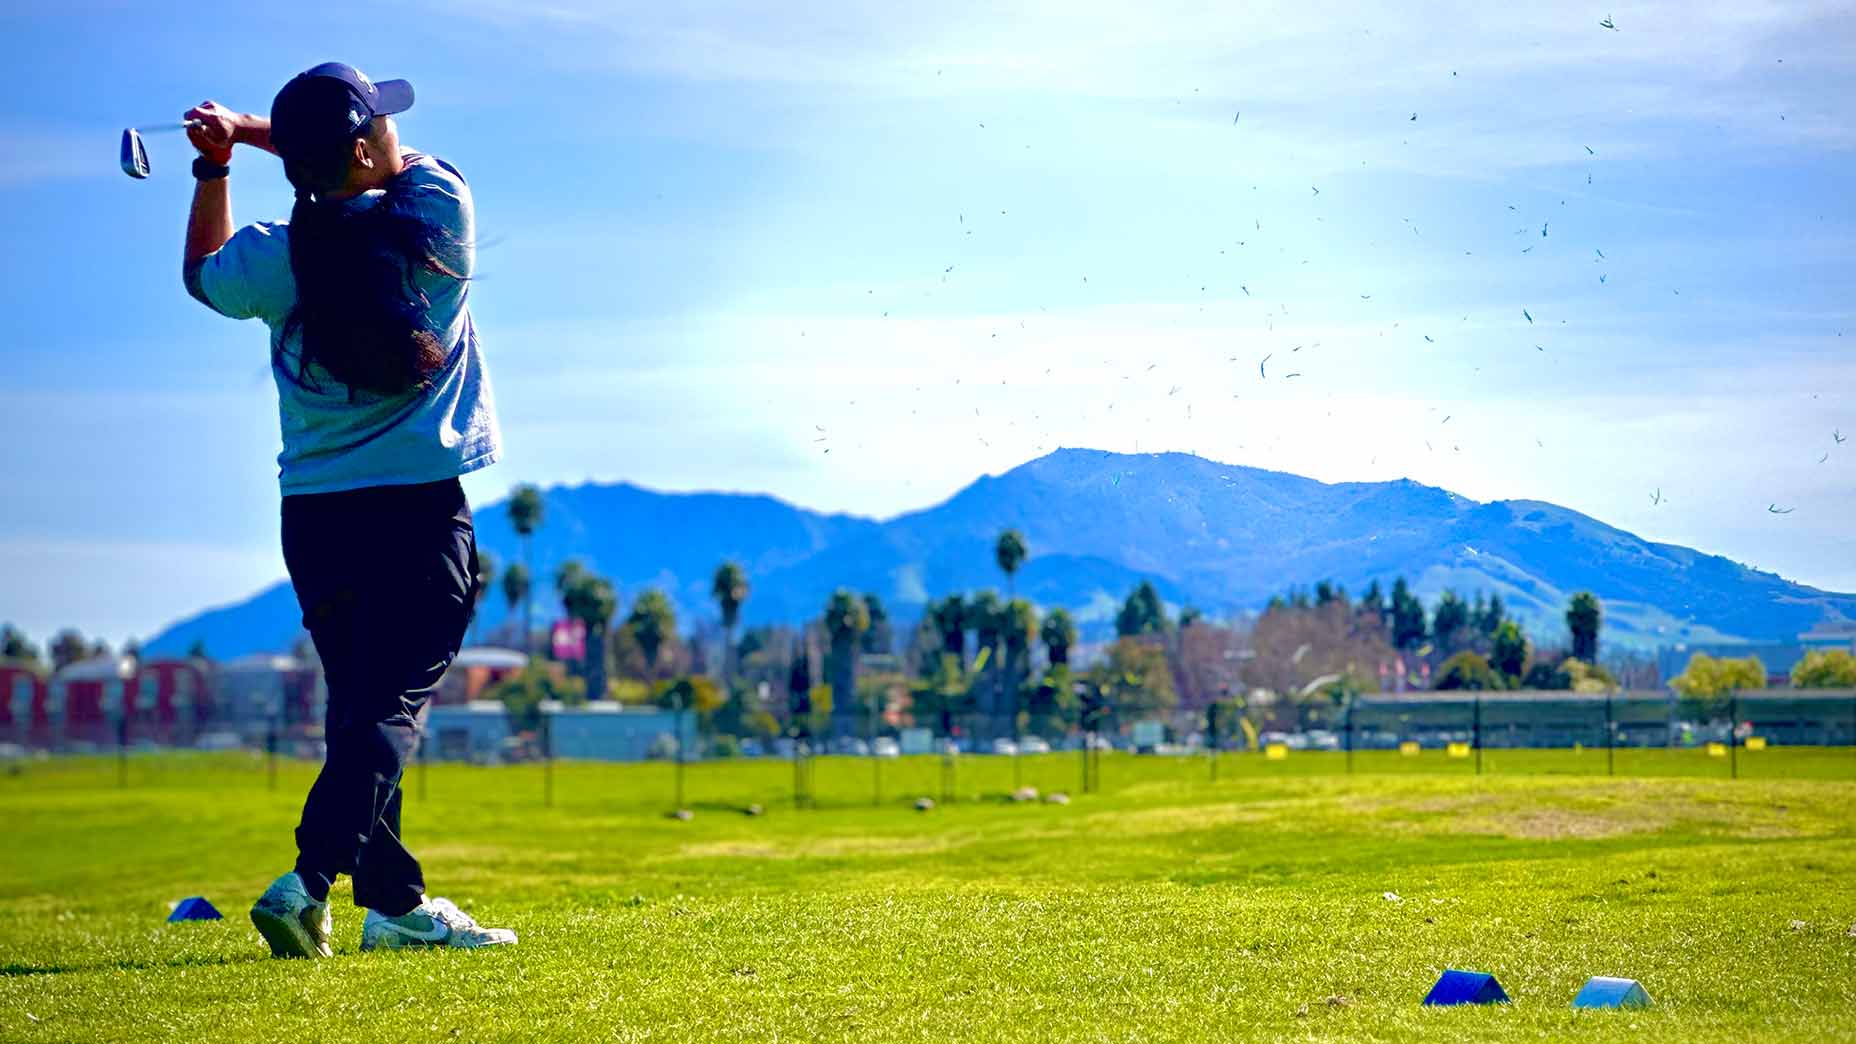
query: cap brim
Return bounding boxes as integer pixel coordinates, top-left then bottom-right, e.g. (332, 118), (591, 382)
(374, 79), (414, 116)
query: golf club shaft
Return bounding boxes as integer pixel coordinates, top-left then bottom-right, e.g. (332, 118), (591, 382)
(132, 120), (204, 134)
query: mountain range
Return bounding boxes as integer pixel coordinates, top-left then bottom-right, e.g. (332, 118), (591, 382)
(146, 448), (1856, 659)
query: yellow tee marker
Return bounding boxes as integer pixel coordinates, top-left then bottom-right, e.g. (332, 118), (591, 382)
(1399, 741), (1421, 757)
(1447, 742), (1471, 759)
(1745, 736), (1767, 751)
(1706, 742), (1727, 758)
(1265, 743), (1288, 761)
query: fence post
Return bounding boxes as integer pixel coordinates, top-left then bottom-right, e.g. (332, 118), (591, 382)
(869, 692), (881, 807)
(674, 701), (687, 812)
(267, 719), (279, 792)
(1729, 693), (1738, 780)
(1345, 699), (1354, 776)
(542, 713), (554, 809)
(791, 728), (803, 810)
(1473, 696), (1482, 776)
(1605, 693), (1614, 777)
(1208, 704), (1220, 784)
(939, 710), (955, 804)
(117, 711), (128, 790)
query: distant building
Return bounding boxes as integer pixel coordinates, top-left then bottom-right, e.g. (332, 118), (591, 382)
(425, 700), (514, 762)
(211, 654), (318, 737)
(437, 647), (527, 705)
(49, 655), (135, 748)
(0, 662), (48, 745)
(541, 701), (688, 761)
(134, 658), (212, 741)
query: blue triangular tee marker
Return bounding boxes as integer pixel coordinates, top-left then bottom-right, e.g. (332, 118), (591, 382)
(1573, 976), (1651, 1009)
(168, 897), (223, 922)
(1423, 969), (1509, 1006)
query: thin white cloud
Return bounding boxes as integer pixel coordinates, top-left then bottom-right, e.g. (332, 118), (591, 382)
(425, 0), (1856, 158)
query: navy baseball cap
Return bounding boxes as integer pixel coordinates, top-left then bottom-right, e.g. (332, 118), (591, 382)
(270, 62), (414, 163)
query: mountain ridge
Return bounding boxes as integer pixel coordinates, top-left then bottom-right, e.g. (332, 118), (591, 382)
(144, 448), (1855, 659)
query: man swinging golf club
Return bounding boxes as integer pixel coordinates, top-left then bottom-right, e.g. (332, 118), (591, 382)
(182, 62), (515, 957)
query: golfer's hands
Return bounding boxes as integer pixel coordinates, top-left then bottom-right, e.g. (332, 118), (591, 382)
(184, 101), (240, 165)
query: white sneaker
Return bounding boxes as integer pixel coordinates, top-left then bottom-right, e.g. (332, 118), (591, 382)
(250, 872), (333, 959)
(360, 896), (517, 951)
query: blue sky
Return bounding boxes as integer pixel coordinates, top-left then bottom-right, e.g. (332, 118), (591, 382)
(1, 0), (1852, 644)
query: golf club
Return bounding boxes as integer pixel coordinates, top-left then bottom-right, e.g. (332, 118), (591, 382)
(120, 120), (204, 179)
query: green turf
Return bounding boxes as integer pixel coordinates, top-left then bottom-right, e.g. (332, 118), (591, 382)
(2, 752), (1853, 1042)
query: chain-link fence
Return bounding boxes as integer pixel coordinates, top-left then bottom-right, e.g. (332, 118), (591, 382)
(6, 689), (1853, 807)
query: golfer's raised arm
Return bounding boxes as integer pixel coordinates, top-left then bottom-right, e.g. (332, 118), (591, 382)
(181, 103), (237, 270)
(183, 171), (232, 269)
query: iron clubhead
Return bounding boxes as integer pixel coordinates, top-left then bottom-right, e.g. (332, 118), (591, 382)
(121, 128), (151, 179)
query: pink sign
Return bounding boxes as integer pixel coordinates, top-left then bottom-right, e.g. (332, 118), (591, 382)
(551, 618), (586, 661)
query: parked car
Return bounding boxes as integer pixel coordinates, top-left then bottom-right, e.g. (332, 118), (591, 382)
(990, 738), (1018, 756)
(872, 737), (900, 758)
(1018, 736), (1051, 754)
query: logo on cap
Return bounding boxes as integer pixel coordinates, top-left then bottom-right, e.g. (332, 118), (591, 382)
(354, 70), (374, 93)
(348, 108), (364, 128)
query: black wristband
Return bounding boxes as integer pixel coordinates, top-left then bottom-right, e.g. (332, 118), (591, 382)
(192, 156), (231, 181)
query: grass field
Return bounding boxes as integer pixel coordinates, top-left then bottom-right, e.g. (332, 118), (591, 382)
(2, 751), (1854, 1042)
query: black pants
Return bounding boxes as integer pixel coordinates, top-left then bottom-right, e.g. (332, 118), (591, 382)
(281, 477), (478, 916)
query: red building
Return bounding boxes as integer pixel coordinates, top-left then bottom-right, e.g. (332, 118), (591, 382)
(49, 655), (135, 748)
(437, 647), (528, 705)
(134, 658), (213, 741)
(1, 663), (49, 745)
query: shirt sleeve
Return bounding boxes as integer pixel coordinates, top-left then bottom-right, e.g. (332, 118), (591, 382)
(192, 221), (293, 322)
(393, 149), (474, 279)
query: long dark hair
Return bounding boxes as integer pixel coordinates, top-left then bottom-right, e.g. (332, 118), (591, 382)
(277, 124), (462, 398)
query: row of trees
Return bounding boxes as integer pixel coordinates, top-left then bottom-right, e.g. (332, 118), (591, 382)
(1670, 648), (1856, 699)
(0, 624), (210, 671)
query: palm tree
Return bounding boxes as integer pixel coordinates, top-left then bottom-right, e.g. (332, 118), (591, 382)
(551, 558), (589, 675)
(627, 589), (677, 682)
(500, 562), (530, 651)
(711, 561), (749, 691)
(930, 594), (968, 668)
(1041, 608), (1076, 666)
(968, 590), (1004, 726)
(822, 589), (870, 739)
(1566, 592), (1603, 663)
(554, 559), (587, 617)
(563, 574), (618, 700)
(860, 592), (893, 655)
(995, 529), (1028, 600)
(1001, 598), (1039, 732)
(507, 484), (545, 657)
(1115, 581), (1168, 638)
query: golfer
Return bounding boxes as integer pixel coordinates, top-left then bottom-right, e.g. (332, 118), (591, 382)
(182, 62), (515, 957)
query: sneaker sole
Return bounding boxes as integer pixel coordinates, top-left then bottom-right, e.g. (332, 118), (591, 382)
(251, 904), (332, 959)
